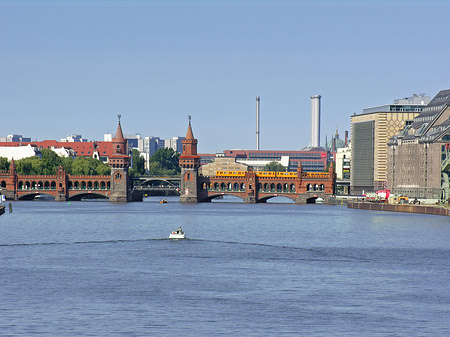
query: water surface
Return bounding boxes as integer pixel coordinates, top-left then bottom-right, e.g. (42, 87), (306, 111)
(1, 198), (449, 336)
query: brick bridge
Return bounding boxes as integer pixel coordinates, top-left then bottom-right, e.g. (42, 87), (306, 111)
(196, 165), (335, 203)
(0, 163), (112, 201)
(0, 117), (131, 202)
(179, 118), (336, 204)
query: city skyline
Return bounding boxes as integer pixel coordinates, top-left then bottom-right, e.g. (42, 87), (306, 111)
(1, 0), (449, 153)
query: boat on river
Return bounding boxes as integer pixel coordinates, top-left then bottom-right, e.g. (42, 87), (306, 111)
(160, 199), (168, 204)
(315, 197), (325, 203)
(169, 227), (185, 239)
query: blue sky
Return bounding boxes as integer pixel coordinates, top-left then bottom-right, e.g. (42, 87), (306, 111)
(1, 0), (449, 153)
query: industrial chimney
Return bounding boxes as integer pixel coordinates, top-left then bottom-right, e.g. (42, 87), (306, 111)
(310, 95), (321, 148)
(256, 96), (260, 150)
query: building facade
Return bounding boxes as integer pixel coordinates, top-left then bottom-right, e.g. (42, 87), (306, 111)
(387, 89), (450, 201)
(219, 149), (328, 172)
(351, 94), (430, 194)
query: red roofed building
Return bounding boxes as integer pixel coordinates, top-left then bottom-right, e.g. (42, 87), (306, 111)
(0, 124), (127, 164)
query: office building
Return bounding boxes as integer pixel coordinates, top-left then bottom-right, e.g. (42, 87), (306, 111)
(351, 94), (431, 194)
(387, 89), (450, 200)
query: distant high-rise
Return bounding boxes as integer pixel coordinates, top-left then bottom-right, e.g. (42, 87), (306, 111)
(310, 95), (321, 148)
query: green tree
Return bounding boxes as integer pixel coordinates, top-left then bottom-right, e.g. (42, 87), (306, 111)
(41, 148), (63, 175)
(130, 149), (146, 176)
(12, 151), (111, 176)
(0, 157), (9, 172)
(16, 156), (42, 175)
(149, 148), (180, 175)
(264, 161), (286, 172)
(71, 157), (111, 176)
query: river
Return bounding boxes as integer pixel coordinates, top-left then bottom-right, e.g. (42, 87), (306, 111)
(0, 197), (449, 336)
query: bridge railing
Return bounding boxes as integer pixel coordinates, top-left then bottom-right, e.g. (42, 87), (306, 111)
(133, 185), (179, 191)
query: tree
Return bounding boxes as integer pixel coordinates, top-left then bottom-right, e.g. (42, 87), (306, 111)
(149, 148), (180, 175)
(11, 151), (110, 176)
(15, 156), (42, 175)
(41, 149), (63, 175)
(131, 149), (146, 176)
(0, 157), (9, 172)
(72, 157), (111, 176)
(264, 161), (286, 172)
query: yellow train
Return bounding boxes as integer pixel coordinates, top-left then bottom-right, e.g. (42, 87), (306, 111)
(215, 170), (301, 178)
(305, 172), (328, 178)
(215, 170), (246, 177)
(275, 172), (298, 178)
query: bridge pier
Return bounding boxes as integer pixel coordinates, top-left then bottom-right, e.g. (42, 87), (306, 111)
(54, 194), (67, 202)
(244, 194), (257, 203)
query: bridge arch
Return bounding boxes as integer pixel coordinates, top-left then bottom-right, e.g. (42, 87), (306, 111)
(203, 193), (245, 202)
(69, 192), (108, 201)
(258, 194), (297, 203)
(138, 178), (179, 188)
(17, 192), (56, 200)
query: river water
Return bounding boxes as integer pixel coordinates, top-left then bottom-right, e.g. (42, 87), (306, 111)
(0, 197), (449, 336)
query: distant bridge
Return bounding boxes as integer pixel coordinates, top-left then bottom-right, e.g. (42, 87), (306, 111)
(0, 166), (111, 201)
(130, 176), (181, 201)
(193, 167), (336, 204)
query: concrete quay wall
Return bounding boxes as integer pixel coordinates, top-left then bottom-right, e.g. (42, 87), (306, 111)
(348, 201), (450, 217)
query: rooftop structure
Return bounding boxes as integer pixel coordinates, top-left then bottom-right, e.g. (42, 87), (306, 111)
(362, 94), (431, 115)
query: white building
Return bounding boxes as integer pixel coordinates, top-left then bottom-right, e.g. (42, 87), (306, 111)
(235, 156), (290, 171)
(0, 144), (40, 160)
(60, 134), (86, 142)
(51, 147), (76, 158)
(335, 146), (351, 180)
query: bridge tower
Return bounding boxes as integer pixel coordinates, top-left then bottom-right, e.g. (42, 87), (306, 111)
(109, 115), (130, 202)
(54, 166), (68, 201)
(5, 159), (18, 200)
(179, 116), (201, 203)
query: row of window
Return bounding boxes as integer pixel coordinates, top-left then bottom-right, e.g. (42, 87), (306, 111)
(12, 181), (111, 190)
(200, 182), (326, 192)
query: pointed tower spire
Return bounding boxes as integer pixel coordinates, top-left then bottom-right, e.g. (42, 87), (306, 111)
(115, 114), (124, 141)
(186, 115), (194, 140)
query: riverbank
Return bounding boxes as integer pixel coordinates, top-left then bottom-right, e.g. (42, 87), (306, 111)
(347, 201), (450, 217)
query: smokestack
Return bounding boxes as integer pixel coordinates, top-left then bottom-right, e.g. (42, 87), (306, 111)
(256, 96), (260, 150)
(310, 95), (321, 148)
(345, 130), (348, 147)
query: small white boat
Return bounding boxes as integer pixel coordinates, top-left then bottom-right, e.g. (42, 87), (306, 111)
(315, 197), (325, 203)
(169, 227), (185, 239)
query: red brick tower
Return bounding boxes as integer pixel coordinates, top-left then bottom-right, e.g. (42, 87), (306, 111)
(109, 115), (130, 202)
(4, 159), (18, 200)
(179, 116), (201, 203)
(54, 165), (68, 201)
